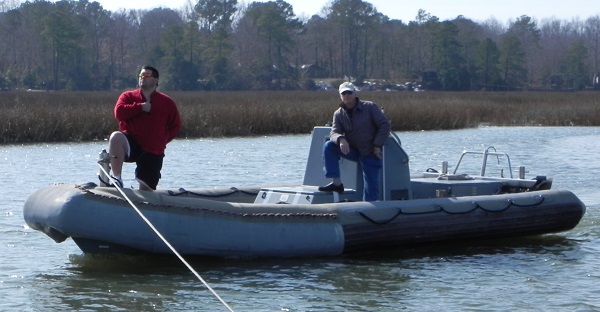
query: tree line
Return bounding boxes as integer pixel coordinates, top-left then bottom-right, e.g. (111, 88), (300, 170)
(1, 0), (600, 91)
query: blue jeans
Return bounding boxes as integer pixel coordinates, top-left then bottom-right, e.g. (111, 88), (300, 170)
(323, 140), (382, 201)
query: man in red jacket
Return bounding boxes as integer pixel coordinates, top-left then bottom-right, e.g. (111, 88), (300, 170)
(107, 65), (181, 190)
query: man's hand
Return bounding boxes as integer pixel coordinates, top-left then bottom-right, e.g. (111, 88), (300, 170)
(141, 101), (152, 112)
(339, 138), (350, 155)
(373, 146), (382, 159)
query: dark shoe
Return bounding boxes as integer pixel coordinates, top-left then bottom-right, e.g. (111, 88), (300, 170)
(318, 183), (344, 193)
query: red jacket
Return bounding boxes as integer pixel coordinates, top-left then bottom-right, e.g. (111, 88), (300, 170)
(114, 89), (181, 155)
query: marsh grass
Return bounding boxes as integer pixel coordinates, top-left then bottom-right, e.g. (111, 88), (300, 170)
(1, 90), (598, 144)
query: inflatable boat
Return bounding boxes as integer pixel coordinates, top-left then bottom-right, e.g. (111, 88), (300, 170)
(23, 127), (586, 258)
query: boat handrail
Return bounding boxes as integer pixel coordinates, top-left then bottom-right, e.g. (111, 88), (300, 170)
(453, 146), (513, 178)
(389, 131), (402, 146)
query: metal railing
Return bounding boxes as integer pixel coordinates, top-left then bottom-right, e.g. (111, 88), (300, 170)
(453, 146), (514, 178)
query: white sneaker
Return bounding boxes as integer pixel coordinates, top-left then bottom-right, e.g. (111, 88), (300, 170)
(110, 176), (123, 188)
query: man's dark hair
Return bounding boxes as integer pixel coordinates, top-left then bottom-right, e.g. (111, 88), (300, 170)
(142, 65), (159, 78)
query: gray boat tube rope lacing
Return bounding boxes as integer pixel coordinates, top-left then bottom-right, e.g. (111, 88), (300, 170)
(78, 183), (338, 220)
(168, 187), (259, 197)
(358, 195), (546, 225)
(96, 164), (235, 312)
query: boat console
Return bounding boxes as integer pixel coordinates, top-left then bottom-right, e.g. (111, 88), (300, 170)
(256, 126), (412, 203)
(255, 127), (550, 203)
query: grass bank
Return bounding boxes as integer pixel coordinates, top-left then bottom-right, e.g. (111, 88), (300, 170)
(1, 90), (598, 144)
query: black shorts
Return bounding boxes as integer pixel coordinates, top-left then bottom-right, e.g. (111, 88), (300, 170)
(124, 133), (163, 190)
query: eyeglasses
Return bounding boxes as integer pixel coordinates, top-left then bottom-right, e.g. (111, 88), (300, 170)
(138, 73), (154, 78)
(341, 91), (353, 95)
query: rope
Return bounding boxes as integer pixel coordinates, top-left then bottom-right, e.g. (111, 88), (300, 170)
(358, 209), (403, 225)
(97, 164), (234, 312)
(358, 195), (546, 224)
(168, 187), (259, 197)
(78, 185), (338, 219)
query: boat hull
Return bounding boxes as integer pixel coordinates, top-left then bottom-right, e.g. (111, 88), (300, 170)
(23, 183), (586, 258)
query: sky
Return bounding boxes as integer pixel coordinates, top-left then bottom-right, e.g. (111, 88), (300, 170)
(94, 0), (600, 23)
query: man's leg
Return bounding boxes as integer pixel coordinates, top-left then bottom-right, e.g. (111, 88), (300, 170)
(108, 131), (129, 186)
(137, 178), (153, 191)
(361, 154), (383, 201)
(323, 140), (341, 180)
(135, 153), (163, 191)
(319, 140), (344, 192)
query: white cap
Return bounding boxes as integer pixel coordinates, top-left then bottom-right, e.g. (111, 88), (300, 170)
(338, 82), (355, 94)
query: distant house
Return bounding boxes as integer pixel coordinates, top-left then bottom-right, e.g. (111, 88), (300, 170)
(300, 64), (327, 79)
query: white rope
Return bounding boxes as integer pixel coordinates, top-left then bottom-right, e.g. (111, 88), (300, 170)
(97, 164), (235, 312)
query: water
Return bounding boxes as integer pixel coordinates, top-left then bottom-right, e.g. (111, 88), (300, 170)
(2, 127), (600, 311)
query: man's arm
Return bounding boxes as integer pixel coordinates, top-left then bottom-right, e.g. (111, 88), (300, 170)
(114, 92), (144, 122)
(371, 104), (391, 148)
(329, 109), (345, 144)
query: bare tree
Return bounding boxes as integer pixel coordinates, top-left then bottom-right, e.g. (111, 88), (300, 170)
(584, 15), (600, 75)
